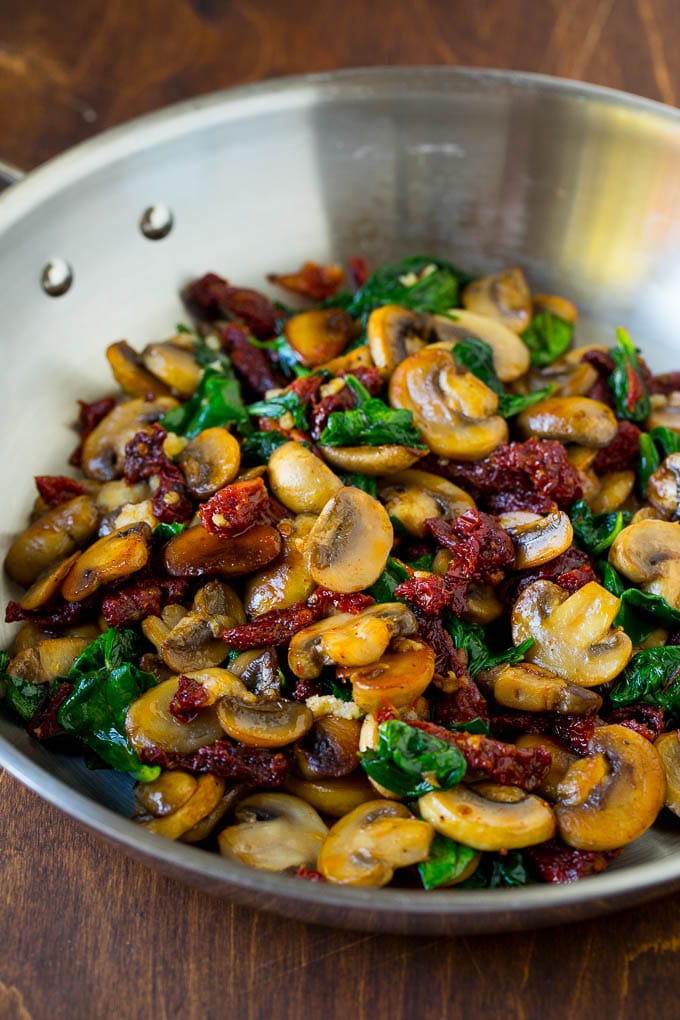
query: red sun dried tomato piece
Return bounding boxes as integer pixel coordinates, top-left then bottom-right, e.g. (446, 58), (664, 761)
(184, 272), (278, 339)
(501, 547), (597, 604)
(431, 672), (489, 727)
(123, 424), (193, 524)
(607, 705), (665, 742)
(268, 261), (345, 301)
(168, 675), (211, 724)
(199, 478), (270, 537)
(100, 577), (190, 628)
(307, 589), (375, 615)
(290, 677), (323, 702)
(35, 475), (86, 508)
(27, 682), (74, 741)
(221, 600), (323, 650)
(394, 574), (450, 616)
(337, 365), (383, 395)
(408, 719), (552, 791)
(551, 712), (600, 756)
(308, 367), (383, 440)
(488, 712), (550, 741)
(348, 255), (369, 289)
(526, 839), (621, 883)
(288, 374), (324, 405)
(140, 740), (289, 786)
(592, 420), (641, 474)
(218, 321), (285, 396)
(295, 865), (326, 882)
(5, 597), (97, 629)
(69, 395), (117, 467)
(411, 608), (459, 677)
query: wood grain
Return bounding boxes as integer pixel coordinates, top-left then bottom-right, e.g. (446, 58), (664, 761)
(1, 1), (680, 1017)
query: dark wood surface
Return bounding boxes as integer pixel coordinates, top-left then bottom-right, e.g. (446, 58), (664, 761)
(1, 2), (680, 1017)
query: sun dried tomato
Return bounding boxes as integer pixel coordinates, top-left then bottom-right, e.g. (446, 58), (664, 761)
(551, 713), (599, 756)
(140, 740), (289, 786)
(607, 705), (665, 742)
(431, 672), (489, 726)
(408, 719), (551, 791)
(268, 261), (345, 301)
(307, 589), (375, 615)
(199, 478), (270, 537)
(221, 601), (323, 650)
(34, 475), (86, 508)
(412, 609), (458, 676)
(651, 371), (680, 396)
(426, 439), (582, 512)
(183, 272), (278, 339)
(5, 597), (96, 629)
(123, 424), (193, 524)
(348, 255), (369, 289)
(288, 374), (324, 405)
(337, 365), (383, 395)
(217, 321), (285, 396)
(308, 368), (383, 440)
(488, 712), (550, 740)
(69, 395), (117, 467)
(526, 839), (621, 883)
(501, 547), (597, 604)
(27, 682), (73, 741)
(295, 865), (326, 881)
(168, 675), (211, 724)
(592, 420), (641, 474)
(101, 577), (190, 628)
(290, 677), (323, 702)
(394, 574), (450, 616)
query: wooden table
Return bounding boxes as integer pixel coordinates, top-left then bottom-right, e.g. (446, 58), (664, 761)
(1, 1), (679, 1017)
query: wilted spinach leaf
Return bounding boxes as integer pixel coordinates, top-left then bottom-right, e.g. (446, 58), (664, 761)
(161, 366), (247, 437)
(0, 651), (46, 722)
(598, 561), (627, 597)
(319, 375), (426, 449)
(367, 558), (410, 602)
(154, 521), (187, 544)
(248, 334), (310, 379)
(452, 337), (553, 417)
(615, 589), (680, 645)
(239, 429), (291, 465)
(570, 499), (631, 556)
(248, 389), (309, 431)
(445, 614), (533, 677)
(418, 834), (477, 890)
(520, 311), (574, 368)
(610, 646), (680, 718)
(341, 473), (378, 498)
(609, 327), (651, 423)
(360, 720), (466, 798)
(343, 255), (467, 320)
(459, 850), (529, 888)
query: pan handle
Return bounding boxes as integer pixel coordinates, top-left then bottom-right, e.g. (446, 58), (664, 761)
(0, 159), (27, 191)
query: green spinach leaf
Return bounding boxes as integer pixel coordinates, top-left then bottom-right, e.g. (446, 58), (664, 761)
(161, 366), (247, 437)
(343, 255), (467, 320)
(239, 429), (292, 465)
(366, 558), (410, 603)
(638, 428), (680, 494)
(459, 850), (529, 888)
(360, 719), (466, 798)
(520, 311), (574, 368)
(610, 646), (680, 718)
(452, 337), (553, 417)
(247, 390), (309, 431)
(154, 521), (187, 544)
(445, 614), (534, 677)
(570, 500), (631, 556)
(319, 376), (426, 449)
(340, 473), (379, 498)
(615, 589), (680, 645)
(609, 327), (651, 423)
(0, 651), (46, 722)
(598, 561), (627, 597)
(418, 834), (477, 890)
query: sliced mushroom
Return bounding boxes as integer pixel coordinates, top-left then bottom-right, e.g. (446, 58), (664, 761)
(419, 784), (555, 851)
(647, 455), (680, 518)
(218, 793), (328, 871)
(267, 442), (343, 514)
(515, 735), (579, 801)
(140, 775), (227, 840)
(288, 603), (417, 680)
(515, 359), (597, 399)
(293, 716), (361, 778)
(284, 773), (375, 817)
(654, 731), (680, 817)
(517, 396), (618, 448)
(319, 444), (424, 476)
(366, 304), (429, 377)
(498, 510), (573, 569)
(532, 293), (578, 324)
(162, 524), (282, 578)
(341, 637), (435, 715)
(477, 662), (602, 715)
(317, 345), (374, 376)
(304, 486), (393, 592)
(378, 469), (475, 538)
(142, 604), (189, 653)
(7, 636), (92, 684)
(284, 308), (354, 366)
(429, 309), (530, 381)
(134, 770), (198, 818)
(244, 514), (317, 617)
(60, 522), (151, 601)
(389, 348), (508, 460)
(555, 725), (666, 851)
(229, 649), (282, 698)
(647, 392), (680, 433)
(462, 267), (532, 334)
(95, 479), (151, 513)
(178, 427), (241, 499)
(589, 471), (635, 515)
(17, 552), (82, 611)
(317, 800), (433, 886)
(81, 396), (178, 481)
(141, 339), (203, 398)
(125, 671), (248, 755)
(160, 581), (245, 672)
(609, 519), (680, 609)
(511, 580), (633, 686)
(464, 584), (505, 625)
(216, 696), (313, 747)
(4, 495), (99, 587)
(106, 340), (173, 399)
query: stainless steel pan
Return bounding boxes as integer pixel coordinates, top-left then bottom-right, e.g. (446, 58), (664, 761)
(1, 68), (680, 935)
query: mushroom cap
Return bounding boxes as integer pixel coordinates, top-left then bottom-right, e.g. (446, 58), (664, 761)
(218, 793), (328, 872)
(60, 522), (151, 602)
(461, 267), (532, 334)
(4, 495), (99, 587)
(178, 427), (241, 499)
(366, 304), (428, 377)
(319, 444), (425, 476)
(106, 340), (174, 399)
(141, 775), (227, 840)
(517, 396), (618, 448)
(304, 486), (393, 593)
(342, 637), (435, 715)
(610, 519), (680, 604)
(244, 513), (317, 618)
(378, 469), (475, 538)
(478, 661), (602, 715)
(556, 725), (667, 851)
(654, 731), (680, 817)
(284, 308), (354, 366)
(267, 442), (343, 514)
(284, 773), (375, 818)
(141, 339), (203, 398)
(419, 784), (555, 851)
(81, 396), (178, 481)
(216, 696), (313, 747)
(429, 309), (530, 381)
(498, 510), (574, 569)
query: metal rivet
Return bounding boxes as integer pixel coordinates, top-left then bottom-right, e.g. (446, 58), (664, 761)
(140, 203), (173, 240)
(41, 258), (73, 296)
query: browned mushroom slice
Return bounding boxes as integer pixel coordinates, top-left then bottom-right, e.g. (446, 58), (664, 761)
(134, 770), (198, 818)
(477, 662), (602, 715)
(60, 522), (151, 602)
(126, 674), (239, 755)
(317, 800), (433, 886)
(515, 735), (579, 801)
(288, 603), (417, 680)
(317, 345), (374, 376)
(162, 524), (282, 579)
(140, 339), (203, 398)
(318, 444), (424, 476)
(245, 514), (317, 617)
(342, 637), (435, 714)
(284, 308), (354, 366)
(429, 310), (530, 381)
(654, 731), (680, 817)
(647, 392), (680, 433)
(106, 341), (173, 399)
(284, 773), (375, 818)
(4, 495), (99, 587)
(609, 519), (680, 608)
(157, 580), (244, 673)
(498, 510), (573, 569)
(647, 455), (680, 517)
(555, 725), (666, 851)
(305, 486), (393, 592)
(7, 636), (93, 684)
(293, 716), (362, 779)
(140, 775), (227, 840)
(378, 469), (475, 538)
(216, 696), (313, 747)
(17, 552), (82, 611)
(589, 471), (636, 514)
(532, 293), (578, 324)
(389, 348), (508, 460)
(516, 396), (618, 448)
(419, 784), (555, 851)
(267, 442), (343, 514)
(81, 396), (178, 481)
(178, 427), (241, 499)
(366, 305), (429, 377)
(511, 580), (632, 686)
(462, 267), (532, 334)
(218, 793), (329, 871)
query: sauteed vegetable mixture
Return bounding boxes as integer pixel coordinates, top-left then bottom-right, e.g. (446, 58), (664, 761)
(4, 256), (680, 889)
